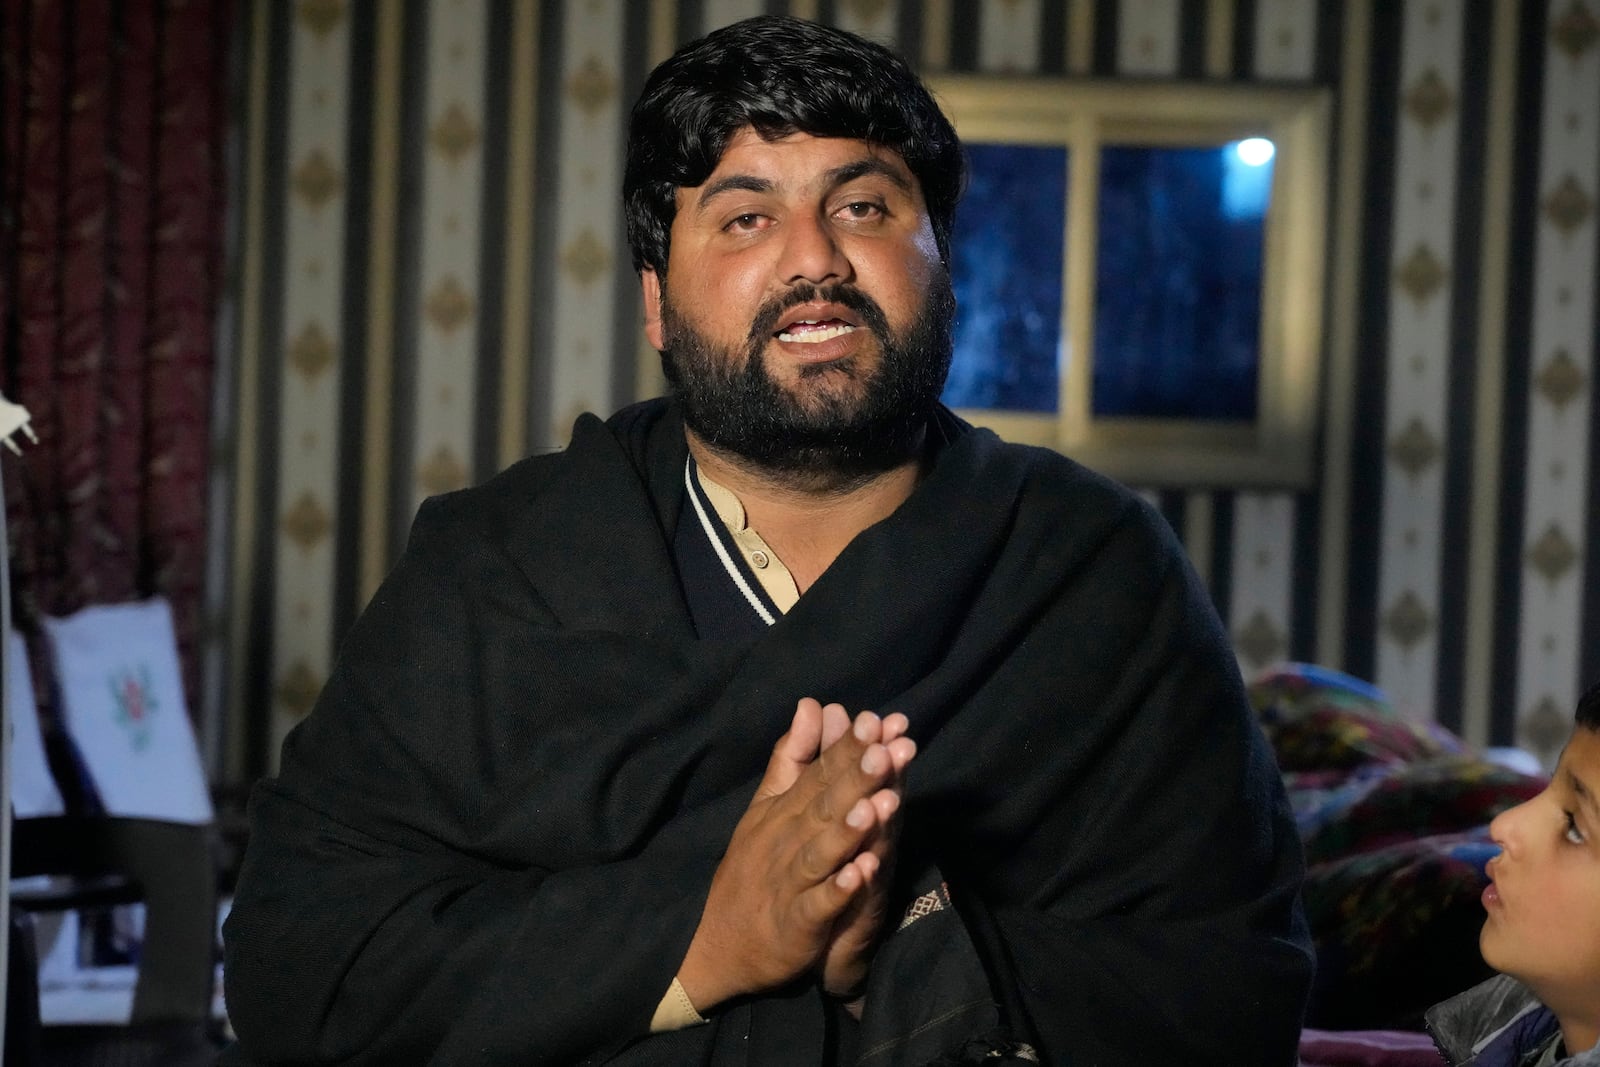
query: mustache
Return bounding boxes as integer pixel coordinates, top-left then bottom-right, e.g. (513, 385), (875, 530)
(745, 283), (894, 350)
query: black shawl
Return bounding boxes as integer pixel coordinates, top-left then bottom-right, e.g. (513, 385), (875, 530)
(222, 399), (1312, 1065)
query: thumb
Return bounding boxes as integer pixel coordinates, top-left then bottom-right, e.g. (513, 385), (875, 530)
(756, 697), (824, 799)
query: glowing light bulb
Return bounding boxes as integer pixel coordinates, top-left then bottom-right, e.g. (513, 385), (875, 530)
(1235, 138), (1275, 167)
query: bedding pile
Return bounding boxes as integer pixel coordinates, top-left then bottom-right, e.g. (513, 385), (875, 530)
(1251, 664), (1545, 1032)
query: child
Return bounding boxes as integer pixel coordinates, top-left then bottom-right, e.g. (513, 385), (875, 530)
(1427, 682), (1600, 1066)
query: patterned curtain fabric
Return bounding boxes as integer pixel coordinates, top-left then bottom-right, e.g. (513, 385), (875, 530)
(0, 0), (232, 721)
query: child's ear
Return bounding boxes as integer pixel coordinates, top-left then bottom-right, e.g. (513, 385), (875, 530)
(641, 268), (664, 351)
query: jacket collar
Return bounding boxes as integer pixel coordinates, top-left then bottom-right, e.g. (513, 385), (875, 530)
(1426, 974), (1600, 1066)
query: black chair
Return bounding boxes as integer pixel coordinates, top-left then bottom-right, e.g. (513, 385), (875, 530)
(4, 602), (231, 1063)
(8, 815), (223, 1066)
(7, 909), (46, 1066)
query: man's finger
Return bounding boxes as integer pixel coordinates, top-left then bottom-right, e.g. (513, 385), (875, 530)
(850, 849), (881, 883)
(867, 787), (901, 824)
(852, 711), (882, 745)
(805, 737), (889, 829)
(782, 698), (825, 760)
(791, 793), (878, 884)
(885, 735), (916, 775)
(820, 702), (851, 749)
(795, 863), (864, 928)
(757, 698), (826, 799)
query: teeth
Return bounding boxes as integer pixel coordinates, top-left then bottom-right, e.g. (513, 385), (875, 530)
(777, 323), (855, 343)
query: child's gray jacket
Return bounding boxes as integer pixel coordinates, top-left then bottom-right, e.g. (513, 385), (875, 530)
(1427, 974), (1600, 1066)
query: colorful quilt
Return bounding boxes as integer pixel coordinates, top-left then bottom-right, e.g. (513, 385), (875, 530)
(1251, 664), (1546, 1032)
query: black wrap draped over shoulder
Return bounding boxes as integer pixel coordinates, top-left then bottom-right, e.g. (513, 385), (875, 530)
(222, 398), (1312, 1066)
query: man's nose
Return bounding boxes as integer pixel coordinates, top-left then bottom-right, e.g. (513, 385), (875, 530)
(778, 213), (850, 286)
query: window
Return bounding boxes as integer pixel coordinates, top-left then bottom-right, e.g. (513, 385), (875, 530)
(929, 77), (1331, 488)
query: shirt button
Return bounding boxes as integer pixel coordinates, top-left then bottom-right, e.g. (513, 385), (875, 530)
(751, 550), (770, 569)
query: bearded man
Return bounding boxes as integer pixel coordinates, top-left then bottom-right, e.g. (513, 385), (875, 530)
(222, 16), (1312, 1066)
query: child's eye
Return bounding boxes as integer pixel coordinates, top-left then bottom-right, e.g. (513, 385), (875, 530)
(1565, 811), (1586, 845)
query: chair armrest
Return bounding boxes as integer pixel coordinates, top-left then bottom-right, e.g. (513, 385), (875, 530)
(11, 873), (143, 911)
(10, 816), (218, 1024)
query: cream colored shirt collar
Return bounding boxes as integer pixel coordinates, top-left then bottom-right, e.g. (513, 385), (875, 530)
(695, 467), (800, 614)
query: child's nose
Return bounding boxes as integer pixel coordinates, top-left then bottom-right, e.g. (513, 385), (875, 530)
(1489, 798), (1530, 853)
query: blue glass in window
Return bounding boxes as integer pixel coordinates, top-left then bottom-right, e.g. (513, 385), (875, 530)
(941, 143), (1068, 413)
(1092, 142), (1272, 421)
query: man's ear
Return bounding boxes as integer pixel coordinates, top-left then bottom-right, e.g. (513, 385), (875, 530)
(641, 268), (664, 351)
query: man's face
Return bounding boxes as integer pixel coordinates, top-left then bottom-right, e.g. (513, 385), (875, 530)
(1480, 727), (1600, 1023)
(641, 128), (954, 479)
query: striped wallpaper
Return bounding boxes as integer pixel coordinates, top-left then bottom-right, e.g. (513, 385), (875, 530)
(216, 0), (1600, 779)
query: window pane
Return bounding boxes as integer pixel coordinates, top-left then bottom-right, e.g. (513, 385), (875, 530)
(942, 143), (1067, 413)
(1092, 142), (1272, 421)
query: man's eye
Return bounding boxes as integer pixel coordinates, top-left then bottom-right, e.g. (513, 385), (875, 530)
(1566, 811), (1586, 845)
(726, 213), (765, 231)
(837, 201), (882, 220)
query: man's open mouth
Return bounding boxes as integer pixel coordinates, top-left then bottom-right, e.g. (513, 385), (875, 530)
(775, 319), (858, 343)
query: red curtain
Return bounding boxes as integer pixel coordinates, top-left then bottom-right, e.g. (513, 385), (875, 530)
(0, 0), (232, 721)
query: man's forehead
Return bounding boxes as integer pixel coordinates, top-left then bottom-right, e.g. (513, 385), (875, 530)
(685, 128), (916, 191)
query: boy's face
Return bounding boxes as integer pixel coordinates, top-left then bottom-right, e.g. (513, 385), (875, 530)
(1481, 726), (1600, 1012)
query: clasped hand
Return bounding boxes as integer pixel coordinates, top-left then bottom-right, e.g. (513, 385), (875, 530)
(677, 697), (916, 1012)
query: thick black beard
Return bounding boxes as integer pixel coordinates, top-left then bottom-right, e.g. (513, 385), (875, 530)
(660, 275), (955, 487)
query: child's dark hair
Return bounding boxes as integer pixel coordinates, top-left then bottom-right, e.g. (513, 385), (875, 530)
(1577, 682), (1600, 731)
(622, 14), (966, 276)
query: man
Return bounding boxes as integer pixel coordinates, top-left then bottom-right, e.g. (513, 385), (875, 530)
(223, 16), (1312, 1065)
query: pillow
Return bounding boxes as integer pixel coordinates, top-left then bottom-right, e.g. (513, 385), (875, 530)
(1302, 831), (1498, 1030)
(40, 599), (212, 824)
(1300, 756), (1543, 865)
(1251, 664), (1467, 772)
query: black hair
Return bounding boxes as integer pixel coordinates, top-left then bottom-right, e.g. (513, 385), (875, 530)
(622, 15), (965, 276)
(1577, 681), (1600, 731)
